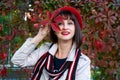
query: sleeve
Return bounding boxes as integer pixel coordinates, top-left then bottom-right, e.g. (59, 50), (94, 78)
(11, 38), (50, 67)
(75, 53), (91, 80)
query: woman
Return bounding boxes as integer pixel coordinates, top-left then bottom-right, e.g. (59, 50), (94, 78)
(11, 6), (91, 80)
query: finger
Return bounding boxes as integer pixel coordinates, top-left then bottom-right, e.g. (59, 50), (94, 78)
(40, 25), (44, 28)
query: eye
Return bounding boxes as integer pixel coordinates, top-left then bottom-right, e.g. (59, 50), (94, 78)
(58, 22), (63, 26)
(68, 22), (74, 25)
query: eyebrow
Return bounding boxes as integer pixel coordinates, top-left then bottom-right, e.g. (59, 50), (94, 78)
(67, 19), (74, 22)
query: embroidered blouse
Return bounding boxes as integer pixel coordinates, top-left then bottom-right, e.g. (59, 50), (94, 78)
(11, 38), (91, 80)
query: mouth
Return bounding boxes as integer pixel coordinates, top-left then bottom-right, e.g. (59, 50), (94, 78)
(61, 31), (70, 35)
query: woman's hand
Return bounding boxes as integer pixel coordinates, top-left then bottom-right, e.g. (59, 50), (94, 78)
(25, 12), (50, 44)
(31, 25), (50, 44)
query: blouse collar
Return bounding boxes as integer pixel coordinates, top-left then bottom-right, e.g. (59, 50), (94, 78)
(48, 43), (77, 61)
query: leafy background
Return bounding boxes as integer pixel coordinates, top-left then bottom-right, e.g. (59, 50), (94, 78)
(0, 0), (120, 80)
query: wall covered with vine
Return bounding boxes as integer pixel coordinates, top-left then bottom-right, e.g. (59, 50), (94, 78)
(0, 0), (120, 80)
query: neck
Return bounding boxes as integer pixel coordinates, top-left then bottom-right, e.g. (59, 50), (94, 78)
(55, 40), (73, 59)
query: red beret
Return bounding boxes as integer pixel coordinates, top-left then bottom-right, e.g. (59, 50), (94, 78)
(54, 6), (83, 30)
(40, 6), (83, 31)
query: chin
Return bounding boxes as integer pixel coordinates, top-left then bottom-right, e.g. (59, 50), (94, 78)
(60, 37), (73, 41)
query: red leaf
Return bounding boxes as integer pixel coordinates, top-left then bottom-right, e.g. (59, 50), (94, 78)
(90, 53), (95, 59)
(95, 17), (102, 23)
(0, 24), (2, 31)
(0, 36), (3, 41)
(47, 11), (52, 19)
(40, 20), (49, 25)
(108, 10), (115, 16)
(95, 39), (104, 52)
(37, 9), (42, 14)
(101, 14), (106, 18)
(51, 9), (60, 19)
(97, 22), (102, 26)
(109, 18), (115, 24)
(82, 36), (86, 42)
(0, 53), (7, 60)
(104, 5), (108, 12)
(53, 15), (64, 23)
(5, 35), (12, 41)
(111, 16), (117, 20)
(34, 1), (40, 5)
(99, 30), (106, 38)
(89, 15), (96, 19)
(0, 67), (7, 77)
(51, 23), (60, 31)
(30, 15), (38, 22)
(109, 61), (115, 67)
(34, 23), (39, 29)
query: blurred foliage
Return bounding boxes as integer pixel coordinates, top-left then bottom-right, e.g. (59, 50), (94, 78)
(0, 0), (120, 80)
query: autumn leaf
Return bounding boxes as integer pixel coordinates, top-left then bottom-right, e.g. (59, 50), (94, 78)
(0, 24), (2, 31)
(51, 23), (60, 31)
(5, 35), (12, 41)
(53, 15), (64, 23)
(0, 36), (3, 41)
(0, 53), (7, 60)
(0, 67), (7, 77)
(40, 20), (49, 25)
(34, 0), (40, 5)
(34, 23), (39, 29)
(40, 11), (64, 31)
(99, 30), (106, 39)
(82, 36), (86, 43)
(47, 11), (52, 19)
(94, 39), (104, 52)
(30, 15), (38, 22)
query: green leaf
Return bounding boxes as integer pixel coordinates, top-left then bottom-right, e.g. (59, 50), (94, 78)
(13, 36), (23, 44)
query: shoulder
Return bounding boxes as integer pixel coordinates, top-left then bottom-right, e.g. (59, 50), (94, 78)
(39, 42), (52, 49)
(76, 53), (91, 80)
(78, 53), (91, 67)
(41, 42), (52, 47)
(34, 42), (53, 58)
(80, 53), (91, 62)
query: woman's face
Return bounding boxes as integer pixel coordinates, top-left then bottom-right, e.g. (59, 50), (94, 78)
(55, 19), (75, 41)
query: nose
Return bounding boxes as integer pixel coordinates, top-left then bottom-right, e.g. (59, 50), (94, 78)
(59, 20), (68, 30)
(61, 25), (68, 30)
(62, 22), (68, 29)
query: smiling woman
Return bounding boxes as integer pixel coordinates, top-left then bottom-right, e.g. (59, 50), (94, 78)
(55, 19), (75, 42)
(11, 6), (91, 80)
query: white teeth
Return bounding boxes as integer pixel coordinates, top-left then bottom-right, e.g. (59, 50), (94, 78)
(61, 31), (70, 35)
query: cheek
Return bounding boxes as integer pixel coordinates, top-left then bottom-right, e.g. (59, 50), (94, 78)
(71, 26), (75, 32)
(54, 31), (60, 36)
